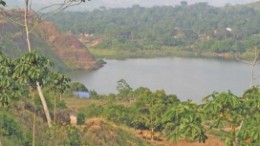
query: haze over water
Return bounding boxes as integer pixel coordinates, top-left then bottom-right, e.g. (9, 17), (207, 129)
(70, 57), (260, 103)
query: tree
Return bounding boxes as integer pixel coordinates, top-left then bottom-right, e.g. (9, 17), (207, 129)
(116, 79), (133, 102)
(12, 51), (54, 146)
(0, 112), (23, 143)
(0, 0), (5, 6)
(202, 91), (242, 146)
(0, 51), (21, 106)
(69, 82), (88, 92)
(45, 71), (71, 120)
(77, 112), (85, 125)
(180, 1), (188, 6)
(235, 47), (260, 87)
(133, 88), (178, 141)
(162, 100), (207, 143)
(2, 0), (91, 129)
(103, 104), (133, 126)
(0, 50), (21, 146)
(13, 52), (54, 126)
(237, 87), (260, 145)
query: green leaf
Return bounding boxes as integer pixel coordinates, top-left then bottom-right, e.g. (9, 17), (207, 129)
(0, 0), (6, 6)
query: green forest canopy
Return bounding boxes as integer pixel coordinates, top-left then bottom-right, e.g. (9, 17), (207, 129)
(50, 2), (260, 53)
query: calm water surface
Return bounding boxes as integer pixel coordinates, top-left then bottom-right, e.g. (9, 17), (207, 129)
(69, 57), (260, 102)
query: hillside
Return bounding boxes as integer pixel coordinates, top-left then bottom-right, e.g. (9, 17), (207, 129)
(0, 9), (101, 71)
(0, 99), (154, 146)
(49, 2), (260, 58)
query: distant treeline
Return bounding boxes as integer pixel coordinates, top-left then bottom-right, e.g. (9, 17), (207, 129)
(50, 2), (260, 53)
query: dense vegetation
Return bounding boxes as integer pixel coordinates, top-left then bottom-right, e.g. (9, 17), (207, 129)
(1, 1), (260, 146)
(2, 63), (260, 146)
(0, 51), (151, 146)
(50, 2), (260, 58)
(74, 79), (260, 146)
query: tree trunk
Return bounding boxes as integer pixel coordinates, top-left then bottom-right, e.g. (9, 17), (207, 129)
(24, 0), (31, 52)
(32, 112), (36, 146)
(235, 47), (259, 87)
(30, 87), (36, 146)
(232, 126), (236, 146)
(236, 120), (243, 145)
(151, 127), (154, 141)
(24, 0), (52, 128)
(250, 47), (258, 87)
(0, 137), (3, 146)
(37, 82), (52, 127)
(53, 95), (56, 122)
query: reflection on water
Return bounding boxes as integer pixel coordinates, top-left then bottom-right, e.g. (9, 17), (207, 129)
(68, 57), (260, 102)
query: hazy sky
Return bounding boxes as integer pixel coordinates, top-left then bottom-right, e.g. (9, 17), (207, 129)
(7, 0), (260, 10)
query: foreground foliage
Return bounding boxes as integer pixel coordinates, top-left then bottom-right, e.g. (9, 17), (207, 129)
(1, 50), (260, 145)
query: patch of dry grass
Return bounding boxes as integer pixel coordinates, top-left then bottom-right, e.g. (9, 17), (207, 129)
(64, 97), (108, 110)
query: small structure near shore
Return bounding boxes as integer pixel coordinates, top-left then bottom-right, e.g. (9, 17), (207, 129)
(74, 91), (90, 99)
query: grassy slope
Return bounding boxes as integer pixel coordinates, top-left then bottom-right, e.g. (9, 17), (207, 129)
(0, 25), (68, 71)
(80, 118), (155, 146)
(65, 97), (225, 146)
(0, 99), (154, 146)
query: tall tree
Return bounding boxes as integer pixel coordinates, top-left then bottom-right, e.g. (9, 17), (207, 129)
(133, 88), (179, 141)
(2, 0), (91, 128)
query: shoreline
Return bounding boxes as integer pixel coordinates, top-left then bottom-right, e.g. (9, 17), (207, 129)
(88, 48), (257, 61)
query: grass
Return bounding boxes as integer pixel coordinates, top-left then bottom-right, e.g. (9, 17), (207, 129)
(64, 97), (108, 110)
(78, 117), (155, 146)
(88, 47), (245, 61)
(88, 47), (195, 59)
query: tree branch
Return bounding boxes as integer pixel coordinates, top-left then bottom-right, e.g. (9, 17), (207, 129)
(28, 10), (42, 33)
(2, 10), (25, 26)
(38, 1), (82, 22)
(234, 53), (252, 65)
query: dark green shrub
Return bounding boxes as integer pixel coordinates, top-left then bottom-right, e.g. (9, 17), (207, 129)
(77, 112), (85, 125)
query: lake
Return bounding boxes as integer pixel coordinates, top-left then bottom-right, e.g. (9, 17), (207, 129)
(69, 57), (260, 102)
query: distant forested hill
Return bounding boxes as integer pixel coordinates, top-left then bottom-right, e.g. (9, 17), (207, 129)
(50, 2), (260, 55)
